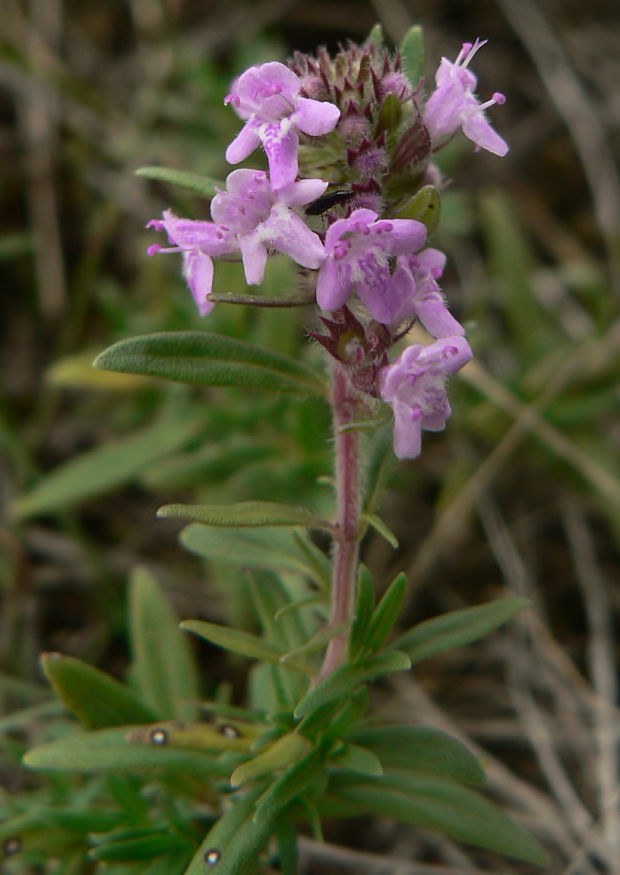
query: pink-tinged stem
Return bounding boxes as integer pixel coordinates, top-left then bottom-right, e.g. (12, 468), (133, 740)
(317, 363), (360, 681)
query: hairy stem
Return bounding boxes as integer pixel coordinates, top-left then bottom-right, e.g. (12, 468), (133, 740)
(317, 364), (361, 681)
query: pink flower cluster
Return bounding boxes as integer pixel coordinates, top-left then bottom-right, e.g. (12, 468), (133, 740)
(147, 40), (508, 458)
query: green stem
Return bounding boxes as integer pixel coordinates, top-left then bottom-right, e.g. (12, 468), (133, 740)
(317, 364), (361, 681)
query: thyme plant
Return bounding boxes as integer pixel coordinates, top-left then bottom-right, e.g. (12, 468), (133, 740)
(2, 25), (548, 874)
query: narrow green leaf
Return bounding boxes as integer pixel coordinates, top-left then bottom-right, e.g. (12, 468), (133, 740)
(158, 501), (332, 531)
(41, 653), (157, 729)
(280, 621), (349, 663)
(324, 686), (369, 741)
(89, 833), (189, 862)
(362, 423), (395, 520)
(180, 526), (329, 589)
(34, 808), (123, 834)
(294, 651), (411, 719)
(331, 743), (383, 776)
(348, 565), (375, 660)
(376, 92), (402, 136)
(23, 727), (229, 776)
(363, 513), (398, 548)
(129, 567), (200, 721)
(274, 595), (327, 621)
(391, 597), (530, 664)
(400, 25), (425, 86)
(365, 23), (384, 50)
(11, 414), (203, 519)
(94, 331), (327, 397)
(183, 788), (272, 875)
(0, 811), (48, 843)
(365, 572), (407, 651)
(291, 532), (331, 591)
(125, 720), (256, 753)
(394, 185), (441, 233)
(349, 725), (485, 785)
(231, 732), (311, 787)
(275, 821), (298, 875)
(329, 772), (548, 866)
(254, 748), (323, 824)
(136, 166), (221, 198)
(180, 620), (314, 676)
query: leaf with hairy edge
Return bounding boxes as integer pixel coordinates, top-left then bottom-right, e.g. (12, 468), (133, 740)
(331, 743), (383, 776)
(365, 573), (407, 652)
(180, 526), (330, 590)
(391, 597), (530, 664)
(180, 620), (315, 676)
(41, 653), (157, 729)
(230, 732), (310, 787)
(275, 821), (298, 875)
(157, 501), (332, 531)
(89, 833), (191, 862)
(183, 787), (273, 875)
(349, 726), (485, 785)
(129, 567), (200, 721)
(136, 166), (222, 198)
(280, 621), (349, 664)
(363, 512), (398, 548)
(328, 772), (548, 866)
(254, 747), (323, 824)
(400, 25), (425, 87)
(23, 727), (229, 776)
(395, 185), (441, 234)
(93, 332), (327, 397)
(293, 651), (411, 719)
(348, 566), (374, 660)
(11, 414), (204, 519)
(361, 424), (395, 520)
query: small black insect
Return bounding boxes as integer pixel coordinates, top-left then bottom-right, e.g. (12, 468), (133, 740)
(305, 189), (355, 216)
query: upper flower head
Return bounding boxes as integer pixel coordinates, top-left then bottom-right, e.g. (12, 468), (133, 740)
(316, 208), (427, 323)
(147, 169), (328, 315)
(380, 336), (472, 458)
(390, 248), (466, 336)
(423, 39), (508, 157)
(224, 61), (340, 189)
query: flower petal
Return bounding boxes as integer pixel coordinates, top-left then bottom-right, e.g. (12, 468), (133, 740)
(225, 123), (261, 164)
(260, 122), (299, 189)
(265, 209), (325, 268)
(293, 97), (340, 136)
(183, 250), (215, 316)
(284, 177), (329, 207)
(316, 258), (350, 311)
(393, 399), (423, 458)
(238, 233), (268, 286)
(415, 294), (465, 337)
(462, 113), (508, 156)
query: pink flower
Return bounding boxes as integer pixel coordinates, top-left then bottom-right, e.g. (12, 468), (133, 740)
(147, 214), (237, 316)
(423, 39), (508, 157)
(390, 248), (466, 336)
(225, 62), (340, 189)
(316, 208), (427, 322)
(380, 336), (472, 458)
(148, 169), (328, 315)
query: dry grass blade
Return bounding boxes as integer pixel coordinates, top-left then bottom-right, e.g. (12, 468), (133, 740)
(563, 502), (620, 853)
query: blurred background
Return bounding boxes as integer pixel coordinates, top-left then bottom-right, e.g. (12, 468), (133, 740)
(1, 0), (620, 871)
